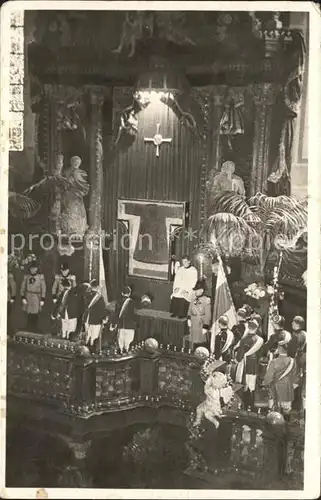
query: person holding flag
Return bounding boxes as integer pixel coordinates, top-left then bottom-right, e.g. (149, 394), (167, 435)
(235, 319), (264, 412)
(210, 254), (238, 356)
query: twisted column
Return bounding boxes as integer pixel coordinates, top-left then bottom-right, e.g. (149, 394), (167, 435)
(250, 83), (281, 196)
(84, 86), (105, 282)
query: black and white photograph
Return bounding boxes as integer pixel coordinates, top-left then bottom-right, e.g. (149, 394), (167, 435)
(0, 1), (320, 498)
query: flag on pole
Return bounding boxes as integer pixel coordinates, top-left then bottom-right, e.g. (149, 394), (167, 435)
(210, 256), (238, 353)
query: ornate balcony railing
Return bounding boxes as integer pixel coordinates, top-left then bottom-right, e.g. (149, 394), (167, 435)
(7, 332), (204, 415)
(7, 331), (304, 488)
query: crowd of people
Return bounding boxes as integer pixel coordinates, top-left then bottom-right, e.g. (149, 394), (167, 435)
(8, 255), (306, 419)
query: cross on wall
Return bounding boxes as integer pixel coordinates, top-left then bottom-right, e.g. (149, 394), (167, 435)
(144, 123), (172, 157)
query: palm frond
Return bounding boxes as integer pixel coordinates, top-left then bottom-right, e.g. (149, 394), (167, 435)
(249, 193), (308, 233)
(208, 191), (253, 218)
(24, 175), (69, 199)
(266, 205), (308, 241)
(249, 193), (299, 210)
(8, 192), (41, 219)
(201, 212), (260, 258)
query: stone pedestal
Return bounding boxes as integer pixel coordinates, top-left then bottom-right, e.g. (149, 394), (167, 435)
(250, 83), (281, 196)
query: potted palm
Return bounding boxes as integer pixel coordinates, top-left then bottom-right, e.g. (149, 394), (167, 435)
(200, 191), (307, 330)
(201, 191), (307, 284)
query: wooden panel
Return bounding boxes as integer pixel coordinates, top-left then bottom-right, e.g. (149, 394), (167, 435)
(103, 88), (204, 308)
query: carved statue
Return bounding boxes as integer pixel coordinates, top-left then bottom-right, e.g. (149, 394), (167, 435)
(25, 154), (89, 238)
(206, 161), (246, 198)
(155, 12), (195, 46)
(60, 156), (89, 237)
(114, 93), (149, 145)
(194, 371), (234, 429)
(112, 11), (195, 58)
(112, 12), (154, 58)
(24, 154), (68, 234)
(249, 12), (262, 39)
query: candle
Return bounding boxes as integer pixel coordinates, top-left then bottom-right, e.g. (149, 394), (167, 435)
(88, 240), (93, 282)
(199, 255), (204, 278)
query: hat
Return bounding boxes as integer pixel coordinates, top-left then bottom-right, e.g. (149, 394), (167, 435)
(242, 304), (253, 318)
(292, 315), (305, 329)
(237, 308), (247, 320)
(218, 315), (229, 327)
(193, 279), (206, 291)
(122, 285), (132, 296)
(90, 279), (99, 288)
(60, 262), (70, 271)
(248, 319), (259, 331)
(272, 314), (285, 330)
(277, 331), (288, 346)
(252, 313), (262, 324)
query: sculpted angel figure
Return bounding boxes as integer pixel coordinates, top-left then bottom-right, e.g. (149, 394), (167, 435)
(24, 154), (68, 234)
(60, 155), (89, 237)
(25, 154), (89, 237)
(112, 12), (154, 58)
(194, 370), (234, 429)
(206, 161), (246, 200)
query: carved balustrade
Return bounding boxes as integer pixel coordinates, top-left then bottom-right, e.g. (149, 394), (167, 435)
(7, 331), (303, 487)
(7, 333), (204, 414)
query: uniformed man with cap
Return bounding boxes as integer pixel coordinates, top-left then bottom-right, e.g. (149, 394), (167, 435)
(51, 278), (80, 339)
(52, 261), (77, 303)
(235, 318), (264, 411)
(262, 315), (291, 357)
(83, 279), (108, 352)
(214, 315), (235, 364)
(20, 258), (46, 332)
(232, 308), (248, 346)
(262, 331), (299, 419)
(251, 313), (263, 337)
(288, 315), (306, 411)
(187, 279), (211, 351)
(110, 285), (136, 353)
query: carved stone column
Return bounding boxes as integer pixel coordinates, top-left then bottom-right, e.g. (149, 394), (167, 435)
(211, 85), (229, 174)
(193, 85), (227, 223)
(192, 86), (226, 299)
(57, 435), (92, 487)
(84, 86), (105, 282)
(250, 83), (281, 196)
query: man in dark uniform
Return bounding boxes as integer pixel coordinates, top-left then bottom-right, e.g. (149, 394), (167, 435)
(252, 313), (263, 338)
(262, 315), (291, 357)
(235, 319), (264, 411)
(214, 315), (235, 365)
(110, 285), (136, 353)
(288, 316), (306, 411)
(51, 278), (79, 339)
(232, 308), (247, 346)
(83, 280), (108, 353)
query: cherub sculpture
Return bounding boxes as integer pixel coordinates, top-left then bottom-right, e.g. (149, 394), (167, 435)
(194, 369), (234, 429)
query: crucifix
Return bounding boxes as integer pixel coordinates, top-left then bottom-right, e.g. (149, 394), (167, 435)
(144, 123), (172, 157)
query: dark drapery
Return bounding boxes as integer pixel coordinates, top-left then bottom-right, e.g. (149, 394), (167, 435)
(268, 30), (306, 196)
